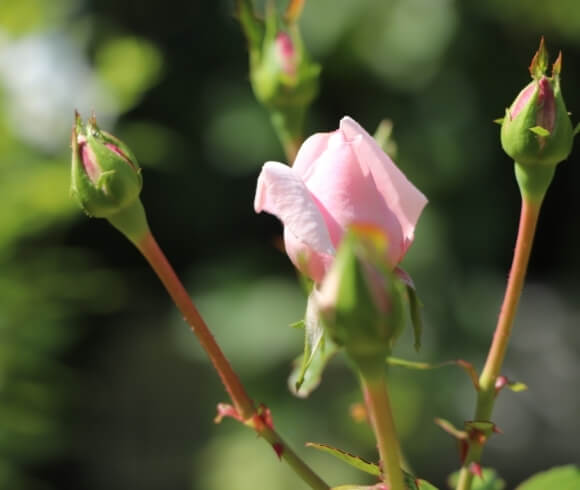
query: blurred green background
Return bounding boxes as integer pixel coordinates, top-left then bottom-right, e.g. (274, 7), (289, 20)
(0, 0), (579, 489)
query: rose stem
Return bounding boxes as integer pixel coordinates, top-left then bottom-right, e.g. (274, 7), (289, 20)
(135, 230), (329, 490)
(359, 361), (405, 490)
(456, 198), (542, 490)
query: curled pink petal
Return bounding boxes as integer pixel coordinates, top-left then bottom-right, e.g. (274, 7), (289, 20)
(292, 132), (331, 178)
(302, 131), (404, 265)
(255, 161), (335, 280)
(339, 116), (427, 254)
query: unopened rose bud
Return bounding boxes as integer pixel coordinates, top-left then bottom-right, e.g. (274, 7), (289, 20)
(71, 112), (142, 218)
(500, 38), (574, 168)
(249, 9), (319, 109)
(236, 0), (320, 159)
(316, 226), (406, 364)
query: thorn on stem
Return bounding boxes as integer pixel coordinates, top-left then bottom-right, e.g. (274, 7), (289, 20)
(272, 442), (285, 459)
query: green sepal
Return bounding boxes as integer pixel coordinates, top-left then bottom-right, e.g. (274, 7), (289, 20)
(529, 37), (548, 79)
(516, 465), (580, 489)
(288, 292), (340, 397)
(318, 226), (406, 366)
(552, 51), (563, 77)
(447, 468), (505, 490)
(406, 282), (423, 352)
(528, 126), (550, 137)
(235, 0), (264, 61)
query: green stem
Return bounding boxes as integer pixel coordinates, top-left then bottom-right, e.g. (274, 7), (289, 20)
(136, 231), (256, 419)
(270, 106), (306, 163)
(132, 229), (329, 489)
(359, 362), (405, 490)
(456, 197), (542, 490)
(260, 426), (330, 490)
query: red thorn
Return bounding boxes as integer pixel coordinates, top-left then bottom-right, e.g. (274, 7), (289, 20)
(272, 442), (284, 459)
(251, 404), (276, 433)
(258, 404), (275, 430)
(470, 462), (483, 479)
(493, 424), (504, 435)
(459, 439), (469, 463)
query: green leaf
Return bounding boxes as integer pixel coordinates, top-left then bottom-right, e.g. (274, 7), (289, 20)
(434, 418), (467, 440)
(288, 292), (339, 397)
(447, 468), (505, 490)
(288, 338), (338, 397)
(516, 465), (580, 489)
(394, 267), (422, 351)
(306, 442), (380, 477)
(386, 357), (479, 389)
(529, 126), (550, 137)
(506, 380), (527, 392)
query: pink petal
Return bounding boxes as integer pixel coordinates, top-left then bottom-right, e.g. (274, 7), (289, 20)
(292, 132), (331, 179)
(254, 161), (335, 281)
(302, 132), (405, 266)
(339, 116), (427, 254)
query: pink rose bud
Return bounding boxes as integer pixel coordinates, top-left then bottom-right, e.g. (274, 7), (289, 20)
(71, 112), (142, 218)
(275, 32), (297, 76)
(500, 38), (574, 169)
(254, 116), (428, 283)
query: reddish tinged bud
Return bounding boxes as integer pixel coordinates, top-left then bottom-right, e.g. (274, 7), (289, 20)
(79, 141), (100, 184)
(536, 77), (556, 134)
(275, 32), (297, 76)
(71, 112), (142, 218)
(500, 40), (574, 170)
(470, 462), (483, 479)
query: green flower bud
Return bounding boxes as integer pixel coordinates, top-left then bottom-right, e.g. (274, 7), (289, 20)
(500, 38), (574, 168)
(71, 112), (142, 218)
(236, 0), (320, 159)
(315, 225), (406, 364)
(238, 1), (320, 110)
